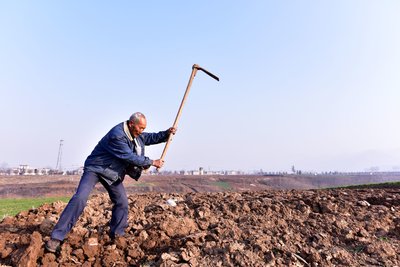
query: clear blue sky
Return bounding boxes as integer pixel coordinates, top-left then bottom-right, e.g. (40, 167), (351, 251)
(1, 1), (399, 172)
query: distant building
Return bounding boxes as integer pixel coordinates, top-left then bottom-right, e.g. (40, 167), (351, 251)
(69, 167), (84, 175)
(18, 165), (34, 175)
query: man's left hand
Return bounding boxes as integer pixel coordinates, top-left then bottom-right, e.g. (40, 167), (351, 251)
(168, 127), (177, 135)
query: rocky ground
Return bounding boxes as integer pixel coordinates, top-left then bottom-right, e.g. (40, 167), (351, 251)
(1, 188), (400, 266)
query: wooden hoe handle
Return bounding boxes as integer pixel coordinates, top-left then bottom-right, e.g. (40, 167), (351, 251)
(158, 64), (219, 170)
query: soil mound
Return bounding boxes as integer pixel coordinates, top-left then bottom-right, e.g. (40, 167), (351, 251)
(1, 189), (400, 266)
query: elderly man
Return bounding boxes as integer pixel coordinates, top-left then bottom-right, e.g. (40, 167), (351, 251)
(46, 112), (176, 252)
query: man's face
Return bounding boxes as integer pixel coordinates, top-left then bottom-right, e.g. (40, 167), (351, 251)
(129, 117), (147, 137)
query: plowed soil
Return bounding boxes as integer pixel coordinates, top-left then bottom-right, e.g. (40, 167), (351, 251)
(1, 188), (400, 266)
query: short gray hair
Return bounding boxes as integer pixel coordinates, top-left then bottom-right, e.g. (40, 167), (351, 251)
(129, 112), (146, 123)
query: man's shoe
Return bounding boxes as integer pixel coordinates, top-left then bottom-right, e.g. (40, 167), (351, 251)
(110, 234), (127, 249)
(45, 239), (61, 253)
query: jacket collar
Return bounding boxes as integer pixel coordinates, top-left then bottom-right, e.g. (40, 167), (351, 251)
(123, 121), (134, 141)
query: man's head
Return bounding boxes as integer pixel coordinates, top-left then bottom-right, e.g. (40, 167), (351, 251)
(128, 112), (147, 137)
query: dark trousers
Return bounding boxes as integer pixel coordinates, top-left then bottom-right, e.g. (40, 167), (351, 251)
(51, 171), (128, 241)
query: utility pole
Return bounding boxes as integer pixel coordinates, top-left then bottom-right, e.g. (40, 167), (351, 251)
(55, 139), (64, 173)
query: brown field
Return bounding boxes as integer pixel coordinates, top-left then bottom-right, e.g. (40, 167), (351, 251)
(1, 172), (400, 198)
(1, 173), (400, 266)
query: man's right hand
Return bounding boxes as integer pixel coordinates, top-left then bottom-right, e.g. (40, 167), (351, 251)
(152, 159), (164, 168)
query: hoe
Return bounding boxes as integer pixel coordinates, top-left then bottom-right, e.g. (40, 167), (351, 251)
(158, 64), (219, 169)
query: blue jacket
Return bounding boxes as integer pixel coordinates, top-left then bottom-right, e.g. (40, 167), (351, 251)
(84, 122), (169, 184)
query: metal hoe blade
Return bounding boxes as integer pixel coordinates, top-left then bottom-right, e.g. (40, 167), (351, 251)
(193, 64), (220, 81)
